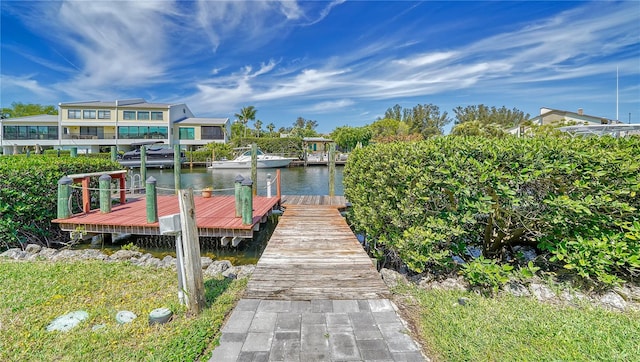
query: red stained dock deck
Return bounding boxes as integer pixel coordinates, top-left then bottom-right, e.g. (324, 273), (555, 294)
(52, 195), (281, 239)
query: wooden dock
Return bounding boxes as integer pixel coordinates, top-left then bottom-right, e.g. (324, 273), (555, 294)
(52, 195), (281, 239)
(244, 204), (389, 300)
(281, 194), (346, 206)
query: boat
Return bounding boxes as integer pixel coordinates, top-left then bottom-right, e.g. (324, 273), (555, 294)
(117, 141), (185, 168)
(208, 148), (295, 169)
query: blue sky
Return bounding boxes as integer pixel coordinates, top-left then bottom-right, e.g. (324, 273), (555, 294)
(1, 1), (639, 133)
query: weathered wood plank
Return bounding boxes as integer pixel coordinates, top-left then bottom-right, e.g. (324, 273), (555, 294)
(244, 204), (389, 300)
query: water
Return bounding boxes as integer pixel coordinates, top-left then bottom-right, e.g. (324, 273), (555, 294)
(76, 166), (345, 264)
(143, 166), (344, 196)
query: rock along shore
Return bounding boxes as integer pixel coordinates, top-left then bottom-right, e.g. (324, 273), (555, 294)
(0, 244), (255, 280)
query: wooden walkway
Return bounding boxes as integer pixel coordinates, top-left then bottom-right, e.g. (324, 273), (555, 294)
(244, 204), (389, 300)
(281, 194), (346, 206)
(52, 195), (281, 238)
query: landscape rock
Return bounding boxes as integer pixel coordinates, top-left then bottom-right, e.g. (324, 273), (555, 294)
(380, 268), (408, 289)
(504, 281), (531, 297)
(599, 291), (627, 311)
(24, 244), (42, 254)
(161, 255), (176, 268)
(513, 245), (537, 262)
(38, 247), (59, 260)
(614, 285), (640, 303)
(559, 289), (588, 304)
(78, 249), (109, 261)
(236, 265), (256, 279)
(419, 276), (469, 292)
(204, 260), (232, 277)
(222, 266), (239, 279)
(465, 246), (482, 259)
(110, 250), (142, 261)
(530, 282), (556, 301)
(0, 248), (25, 260)
(50, 249), (82, 262)
(200, 257), (213, 270)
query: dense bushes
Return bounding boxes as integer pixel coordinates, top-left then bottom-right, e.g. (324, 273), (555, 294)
(344, 136), (640, 285)
(0, 156), (121, 249)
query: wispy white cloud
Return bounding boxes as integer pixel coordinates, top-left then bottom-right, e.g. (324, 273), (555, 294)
(307, 99), (355, 113)
(0, 74), (58, 100)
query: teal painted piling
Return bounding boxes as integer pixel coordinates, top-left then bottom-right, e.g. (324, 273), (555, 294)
(110, 146), (117, 162)
(70, 147), (78, 158)
(241, 178), (253, 225)
(99, 174), (112, 213)
(146, 176), (158, 223)
(328, 143), (336, 197)
(251, 143), (258, 196)
(174, 144), (181, 193)
(234, 175), (244, 218)
(140, 145), (147, 188)
(57, 177), (72, 219)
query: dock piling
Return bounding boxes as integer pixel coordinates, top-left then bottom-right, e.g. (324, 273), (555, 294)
(140, 145), (147, 186)
(251, 143), (258, 196)
(178, 189), (205, 315)
(99, 174), (112, 214)
(241, 178), (253, 225)
(329, 142), (336, 197)
(110, 146), (117, 162)
(146, 176), (158, 223)
(57, 176), (72, 219)
(234, 175), (244, 218)
(173, 144), (181, 194)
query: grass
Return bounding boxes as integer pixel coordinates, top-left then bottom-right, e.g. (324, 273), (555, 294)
(0, 260), (246, 361)
(394, 283), (640, 362)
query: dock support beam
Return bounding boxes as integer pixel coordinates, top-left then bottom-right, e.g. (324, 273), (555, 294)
(241, 178), (253, 225)
(146, 176), (158, 223)
(57, 176), (72, 219)
(99, 174), (112, 214)
(329, 142), (336, 197)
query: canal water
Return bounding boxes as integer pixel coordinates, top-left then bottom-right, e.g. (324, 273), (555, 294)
(76, 166), (345, 264)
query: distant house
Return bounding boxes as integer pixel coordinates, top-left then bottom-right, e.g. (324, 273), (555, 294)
(1, 98), (230, 155)
(508, 107), (619, 137)
(303, 137), (333, 153)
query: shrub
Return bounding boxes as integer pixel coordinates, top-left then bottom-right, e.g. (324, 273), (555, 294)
(344, 136), (640, 284)
(0, 155), (121, 249)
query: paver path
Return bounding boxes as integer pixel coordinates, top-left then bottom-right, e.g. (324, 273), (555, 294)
(210, 205), (426, 361)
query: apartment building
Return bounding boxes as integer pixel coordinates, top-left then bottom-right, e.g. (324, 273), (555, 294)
(1, 99), (229, 154)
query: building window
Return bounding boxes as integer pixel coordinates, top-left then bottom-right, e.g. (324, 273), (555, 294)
(118, 126), (167, 139)
(201, 126), (224, 140)
(3, 126), (17, 139)
(151, 112), (163, 120)
(80, 127), (98, 136)
(179, 127), (195, 140)
(137, 111), (150, 120)
(68, 110), (81, 119)
(2, 125), (58, 140)
(83, 110), (96, 119)
(123, 111), (136, 120)
(98, 110), (111, 119)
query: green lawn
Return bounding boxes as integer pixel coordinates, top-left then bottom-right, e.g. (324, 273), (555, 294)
(395, 284), (640, 361)
(0, 260), (245, 361)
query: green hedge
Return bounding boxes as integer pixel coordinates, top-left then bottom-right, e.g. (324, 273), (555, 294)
(344, 136), (640, 285)
(0, 156), (121, 249)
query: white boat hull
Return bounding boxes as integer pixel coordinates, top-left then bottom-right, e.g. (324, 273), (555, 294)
(208, 158), (294, 169)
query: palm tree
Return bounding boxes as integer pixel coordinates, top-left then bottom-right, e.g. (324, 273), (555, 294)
(267, 122), (275, 136)
(235, 106), (257, 138)
(254, 119), (263, 137)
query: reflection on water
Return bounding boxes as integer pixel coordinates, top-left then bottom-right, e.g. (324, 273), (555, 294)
(76, 166), (343, 264)
(141, 166), (344, 196)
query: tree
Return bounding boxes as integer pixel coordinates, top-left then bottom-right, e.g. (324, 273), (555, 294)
(331, 126), (372, 151)
(254, 119), (263, 137)
(450, 120), (507, 138)
(1, 102), (58, 118)
(382, 104), (403, 122)
(267, 122), (276, 136)
(234, 106), (257, 138)
(290, 117), (319, 138)
(453, 104), (529, 128)
(405, 103), (451, 138)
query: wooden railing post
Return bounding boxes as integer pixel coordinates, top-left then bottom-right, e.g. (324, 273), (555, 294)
(99, 174), (112, 214)
(234, 175), (244, 218)
(146, 176), (158, 223)
(241, 178), (253, 225)
(57, 176), (72, 219)
(276, 169), (281, 199)
(178, 189), (205, 314)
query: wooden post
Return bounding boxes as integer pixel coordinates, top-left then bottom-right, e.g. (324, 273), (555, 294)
(276, 169), (281, 199)
(328, 142), (336, 197)
(174, 144), (181, 194)
(140, 145), (147, 187)
(234, 175), (244, 217)
(266, 173), (272, 198)
(70, 147), (78, 158)
(110, 146), (117, 162)
(178, 189), (205, 315)
(99, 174), (111, 213)
(57, 177), (72, 219)
(251, 143), (258, 196)
(146, 176), (158, 223)
(241, 178), (253, 225)
(81, 177), (90, 213)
